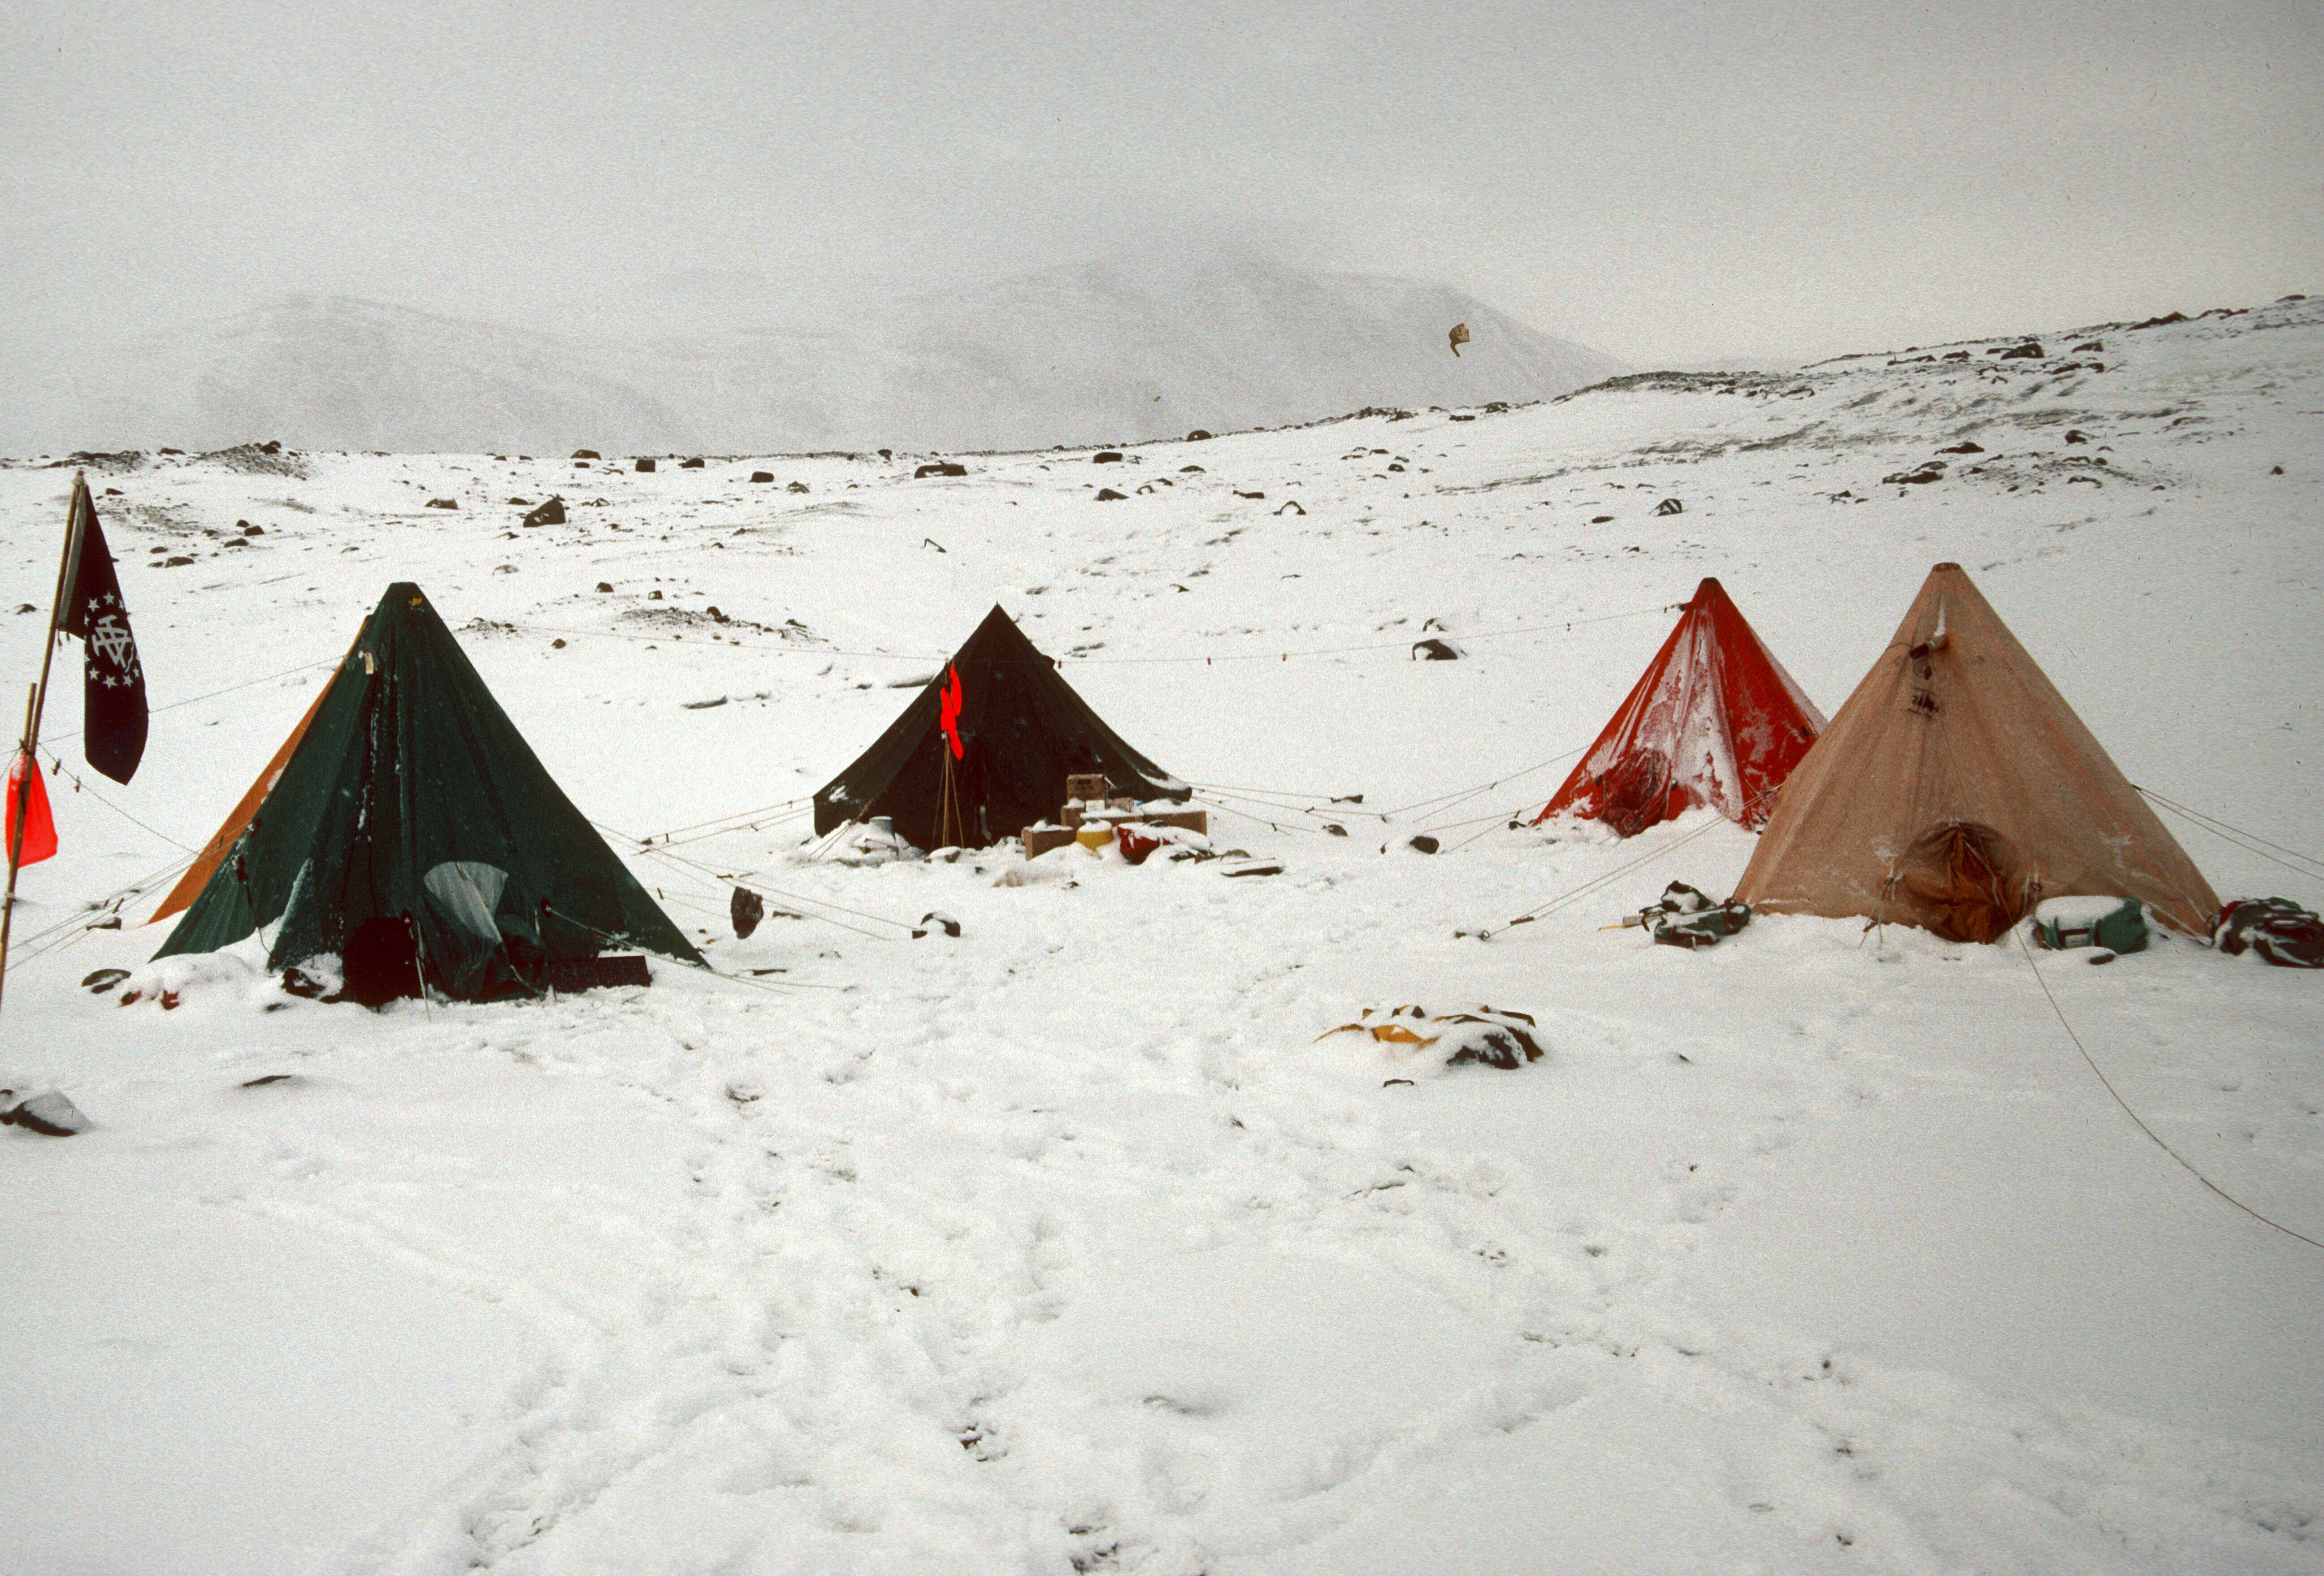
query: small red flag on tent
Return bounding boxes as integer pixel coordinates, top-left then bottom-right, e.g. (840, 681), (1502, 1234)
(940, 663), (965, 759)
(5, 750), (57, 866)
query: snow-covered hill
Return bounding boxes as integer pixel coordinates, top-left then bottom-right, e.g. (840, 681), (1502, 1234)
(0, 296), (2318, 1576)
(7, 251), (1622, 458)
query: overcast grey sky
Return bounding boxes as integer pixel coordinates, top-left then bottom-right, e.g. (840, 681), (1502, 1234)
(4, 0), (2317, 367)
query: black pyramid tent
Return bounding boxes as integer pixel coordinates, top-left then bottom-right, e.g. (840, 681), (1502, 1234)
(155, 583), (702, 998)
(815, 605), (1188, 848)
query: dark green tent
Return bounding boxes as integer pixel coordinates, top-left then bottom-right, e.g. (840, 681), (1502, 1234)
(815, 605), (1188, 848)
(155, 582), (702, 999)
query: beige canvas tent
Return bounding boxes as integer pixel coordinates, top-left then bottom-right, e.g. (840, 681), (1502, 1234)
(1733, 563), (2219, 940)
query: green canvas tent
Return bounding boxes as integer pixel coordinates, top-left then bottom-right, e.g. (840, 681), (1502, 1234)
(155, 583), (702, 999)
(815, 604), (1188, 849)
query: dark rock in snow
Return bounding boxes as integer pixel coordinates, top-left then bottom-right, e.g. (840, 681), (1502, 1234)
(81, 968), (131, 994)
(1997, 342), (2045, 359)
(1095, 488), (1127, 502)
(1411, 638), (1462, 661)
(2, 1089), (92, 1136)
(1180, 465), (1204, 473)
(2064, 429), (2090, 445)
(1235, 490), (1265, 499)
(1938, 442), (1984, 454)
(572, 448), (601, 459)
(750, 471), (775, 483)
(634, 457), (656, 472)
(912, 910), (962, 939)
(425, 498), (459, 509)
(915, 462), (968, 478)
(730, 886), (764, 939)
(1654, 497), (1684, 515)
(595, 581), (613, 592)
(1093, 451), (1125, 464)
(1882, 462), (1947, 485)
(1186, 429), (1213, 441)
(787, 481), (808, 493)
(523, 496), (565, 527)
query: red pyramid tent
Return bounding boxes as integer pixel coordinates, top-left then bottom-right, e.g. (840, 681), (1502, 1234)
(1535, 578), (1825, 836)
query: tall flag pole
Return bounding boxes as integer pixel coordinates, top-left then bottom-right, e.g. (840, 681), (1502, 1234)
(0, 473), (147, 1007)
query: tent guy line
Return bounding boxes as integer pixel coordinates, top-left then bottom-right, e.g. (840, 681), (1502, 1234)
(2136, 787), (2324, 882)
(2016, 930), (2324, 1254)
(33, 658), (340, 749)
(490, 604), (1678, 669)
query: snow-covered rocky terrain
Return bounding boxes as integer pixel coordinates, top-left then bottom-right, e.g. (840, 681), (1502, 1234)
(1, 296), (2319, 1576)
(6, 249), (1623, 459)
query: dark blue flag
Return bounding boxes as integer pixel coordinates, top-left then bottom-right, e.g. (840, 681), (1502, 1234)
(58, 475), (147, 784)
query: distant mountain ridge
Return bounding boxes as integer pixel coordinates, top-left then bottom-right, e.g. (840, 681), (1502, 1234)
(8, 251), (1624, 456)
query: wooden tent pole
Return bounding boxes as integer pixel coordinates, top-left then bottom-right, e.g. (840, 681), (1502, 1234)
(0, 479), (92, 1009)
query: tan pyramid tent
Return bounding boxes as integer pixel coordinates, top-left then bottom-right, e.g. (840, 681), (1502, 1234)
(1733, 563), (2219, 940)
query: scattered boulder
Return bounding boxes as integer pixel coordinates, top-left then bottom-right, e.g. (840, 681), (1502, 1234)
(161, 555), (195, 567)
(523, 496), (565, 527)
(634, 457), (656, 473)
(915, 462), (968, 478)
(595, 581), (614, 592)
(731, 885), (764, 939)
(425, 498), (459, 510)
(1411, 638), (1462, 661)
(2072, 340), (2105, 352)
(787, 481), (808, 493)
(1095, 487), (1127, 502)
(681, 456), (705, 468)
(2064, 429), (2090, 445)
(1, 1089), (92, 1136)
(259, 440), (282, 454)
(1997, 342), (2045, 359)
(1093, 451), (1124, 464)
(572, 448), (601, 460)
(81, 968), (130, 994)
(750, 471), (775, 483)
(2131, 312), (2188, 330)
(1942, 350), (1972, 361)
(1882, 461), (1947, 485)
(1186, 429), (1213, 441)
(911, 910), (962, 939)
(1275, 499), (1305, 515)
(1235, 490), (1265, 500)
(1937, 441), (1984, 454)
(1179, 464), (1204, 473)
(240, 521), (263, 535)
(1653, 497), (1684, 515)
(1591, 514), (1613, 524)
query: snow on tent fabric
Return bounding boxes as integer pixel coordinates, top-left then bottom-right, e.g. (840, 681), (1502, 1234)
(1534, 577), (1824, 836)
(1732, 563), (2220, 941)
(152, 582), (702, 999)
(814, 604), (1188, 849)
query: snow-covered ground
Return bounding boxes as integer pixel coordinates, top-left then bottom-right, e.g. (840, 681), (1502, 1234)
(2, 298), (2319, 1575)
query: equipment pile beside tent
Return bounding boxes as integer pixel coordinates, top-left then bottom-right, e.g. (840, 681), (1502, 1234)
(152, 583), (702, 1002)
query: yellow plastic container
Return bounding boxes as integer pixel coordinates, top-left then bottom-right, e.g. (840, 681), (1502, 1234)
(1075, 825), (1112, 852)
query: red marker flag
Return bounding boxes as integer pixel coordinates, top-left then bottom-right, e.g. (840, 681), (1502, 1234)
(4, 750), (57, 866)
(939, 662), (965, 759)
